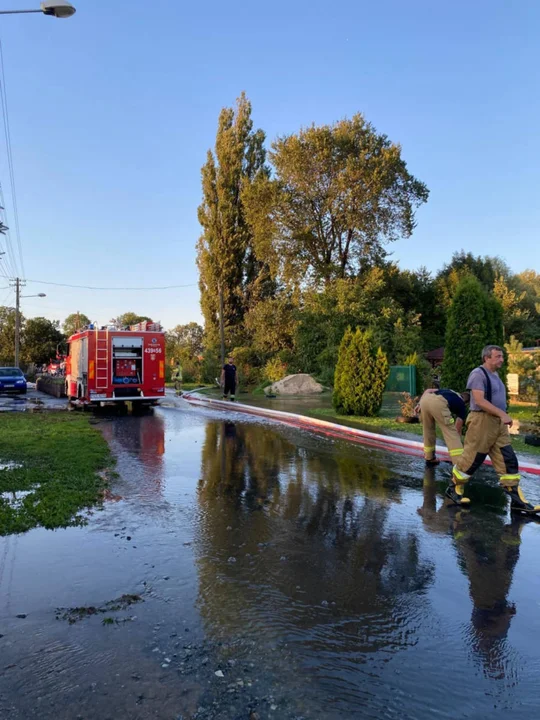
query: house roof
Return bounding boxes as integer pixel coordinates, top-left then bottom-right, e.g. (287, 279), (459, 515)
(426, 347), (445, 361)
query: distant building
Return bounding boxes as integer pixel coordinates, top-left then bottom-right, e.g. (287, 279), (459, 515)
(426, 347), (444, 368)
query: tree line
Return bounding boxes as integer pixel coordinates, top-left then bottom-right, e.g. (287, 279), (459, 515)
(0, 309), (205, 376)
(195, 93), (540, 390)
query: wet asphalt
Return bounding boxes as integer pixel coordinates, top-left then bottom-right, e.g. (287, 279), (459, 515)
(1, 400), (540, 719)
(0, 387), (67, 413)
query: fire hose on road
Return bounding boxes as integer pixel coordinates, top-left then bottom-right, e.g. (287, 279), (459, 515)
(182, 392), (540, 477)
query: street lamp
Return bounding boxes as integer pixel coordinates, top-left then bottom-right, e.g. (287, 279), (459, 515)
(14, 285), (46, 368)
(0, 2), (76, 18)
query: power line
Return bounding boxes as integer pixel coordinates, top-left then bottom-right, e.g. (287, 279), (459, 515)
(0, 37), (24, 278)
(0, 239), (16, 279)
(1, 285), (13, 306)
(0, 254), (11, 280)
(25, 279), (198, 291)
(0, 183), (17, 278)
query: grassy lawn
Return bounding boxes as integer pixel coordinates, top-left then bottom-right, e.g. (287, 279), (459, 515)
(0, 413), (113, 536)
(508, 403), (537, 423)
(306, 406), (424, 438)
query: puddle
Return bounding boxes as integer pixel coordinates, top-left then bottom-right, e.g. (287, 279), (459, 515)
(0, 462), (23, 472)
(1, 406), (540, 719)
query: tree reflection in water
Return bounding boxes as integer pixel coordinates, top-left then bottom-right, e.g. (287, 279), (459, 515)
(195, 419), (435, 691)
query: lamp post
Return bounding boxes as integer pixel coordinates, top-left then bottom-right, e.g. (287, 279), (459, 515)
(0, 2), (76, 18)
(13, 277), (46, 367)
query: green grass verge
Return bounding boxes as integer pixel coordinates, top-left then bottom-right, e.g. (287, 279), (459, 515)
(508, 436), (540, 457)
(0, 413), (113, 536)
(306, 407), (424, 435)
(252, 381), (272, 396)
(508, 403), (537, 423)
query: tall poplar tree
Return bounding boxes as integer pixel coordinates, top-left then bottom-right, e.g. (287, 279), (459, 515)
(197, 93), (268, 353)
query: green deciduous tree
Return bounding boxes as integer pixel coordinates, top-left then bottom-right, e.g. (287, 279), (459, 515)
(197, 92), (269, 351)
(404, 351), (432, 395)
(333, 327), (389, 416)
(116, 312), (153, 328)
(294, 270), (424, 383)
(514, 270), (540, 345)
(0, 306), (18, 365)
(441, 276), (504, 391)
(243, 294), (298, 356)
(382, 264), (445, 350)
(436, 251), (510, 309)
(165, 322), (205, 382)
(166, 322), (204, 359)
(243, 113), (428, 289)
(493, 274), (530, 340)
(517, 270), (540, 313)
(22, 317), (64, 366)
(505, 336), (538, 399)
(63, 312), (91, 337)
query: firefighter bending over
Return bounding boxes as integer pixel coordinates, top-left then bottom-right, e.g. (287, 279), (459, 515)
(418, 387), (470, 467)
(449, 345), (540, 514)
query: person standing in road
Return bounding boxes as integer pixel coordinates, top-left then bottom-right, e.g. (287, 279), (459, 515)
(418, 388), (470, 467)
(449, 345), (540, 514)
(221, 356), (237, 401)
(171, 362), (183, 395)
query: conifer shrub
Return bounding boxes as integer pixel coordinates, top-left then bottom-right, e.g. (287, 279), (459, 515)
(333, 328), (389, 416)
(441, 275), (504, 391)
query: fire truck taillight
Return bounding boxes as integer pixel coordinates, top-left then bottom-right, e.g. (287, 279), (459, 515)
(89, 360), (95, 380)
(159, 360), (164, 379)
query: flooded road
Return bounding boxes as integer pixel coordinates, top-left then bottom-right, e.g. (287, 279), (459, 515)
(2, 404), (540, 719)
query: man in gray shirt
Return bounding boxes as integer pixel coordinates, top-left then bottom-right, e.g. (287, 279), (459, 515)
(449, 344), (540, 514)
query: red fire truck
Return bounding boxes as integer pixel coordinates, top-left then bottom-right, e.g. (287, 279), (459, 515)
(65, 321), (166, 406)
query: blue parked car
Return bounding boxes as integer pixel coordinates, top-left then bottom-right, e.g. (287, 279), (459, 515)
(0, 367), (27, 394)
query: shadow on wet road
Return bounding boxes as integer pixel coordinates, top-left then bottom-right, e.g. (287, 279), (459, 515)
(1, 403), (540, 719)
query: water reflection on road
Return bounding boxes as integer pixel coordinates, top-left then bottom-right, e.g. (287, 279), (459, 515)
(1, 405), (540, 719)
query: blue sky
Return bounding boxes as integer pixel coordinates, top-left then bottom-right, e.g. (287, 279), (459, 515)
(0, 0), (538, 329)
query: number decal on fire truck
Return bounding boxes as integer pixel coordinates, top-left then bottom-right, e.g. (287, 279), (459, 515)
(144, 347), (162, 354)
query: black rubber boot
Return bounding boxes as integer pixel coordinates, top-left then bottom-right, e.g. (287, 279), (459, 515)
(425, 458), (440, 468)
(445, 481), (471, 506)
(504, 486), (540, 515)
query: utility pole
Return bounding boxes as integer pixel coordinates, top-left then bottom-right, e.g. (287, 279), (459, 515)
(218, 285), (225, 366)
(12, 277), (23, 367)
(9, 278), (45, 367)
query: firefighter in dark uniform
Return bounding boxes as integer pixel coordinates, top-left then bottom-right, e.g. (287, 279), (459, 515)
(221, 356), (237, 401)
